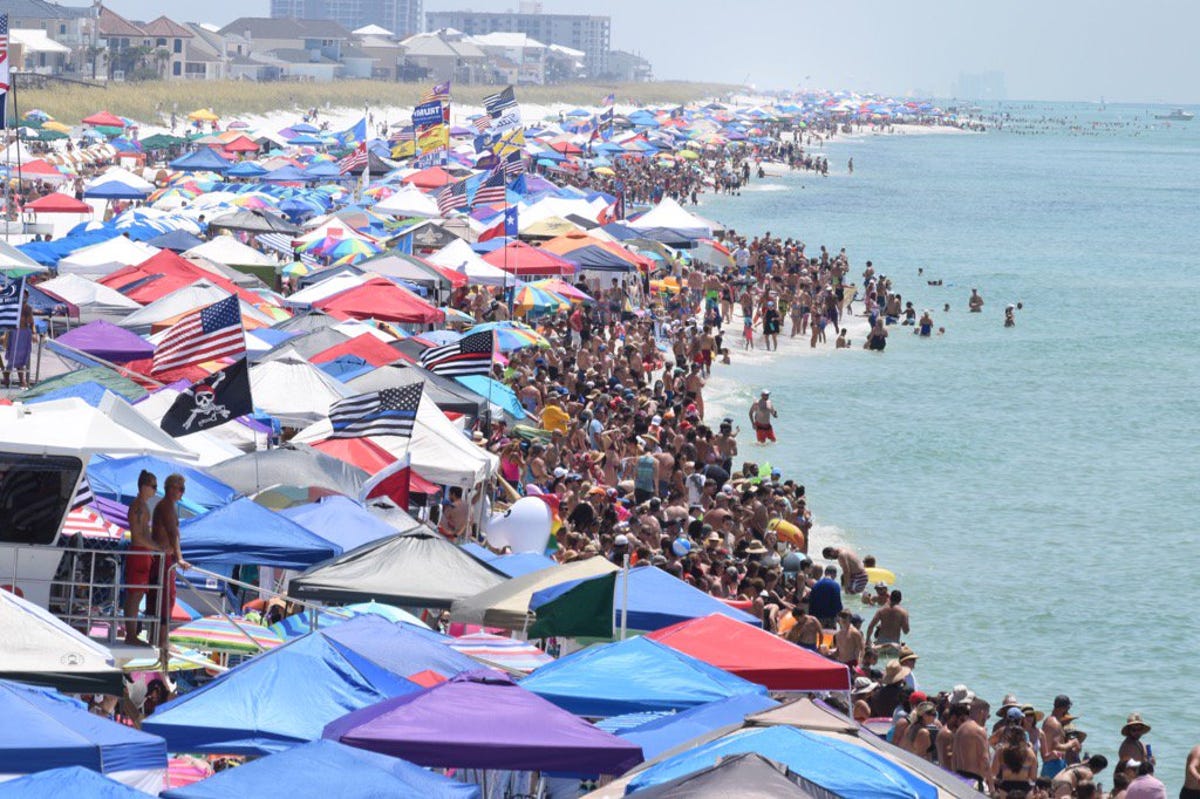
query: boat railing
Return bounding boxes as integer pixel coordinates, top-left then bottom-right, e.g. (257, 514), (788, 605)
(0, 539), (165, 650)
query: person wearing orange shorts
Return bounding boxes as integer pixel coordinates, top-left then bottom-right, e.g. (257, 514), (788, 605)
(123, 470), (161, 645)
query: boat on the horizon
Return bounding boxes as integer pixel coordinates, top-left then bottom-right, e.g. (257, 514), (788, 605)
(1154, 108), (1194, 121)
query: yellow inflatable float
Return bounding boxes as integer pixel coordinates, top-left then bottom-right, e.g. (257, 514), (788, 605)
(767, 518), (805, 548)
(865, 566), (896, 585)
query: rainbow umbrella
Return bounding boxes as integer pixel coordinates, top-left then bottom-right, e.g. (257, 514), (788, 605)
(467, 320), (550, 351)
(169, 615), (283, 654)
(447, 632), (553, 673)
(513, 284), (570, 316)
(281, 261), (313, 277)
(439, 306), (476, 325)
(531, 278), (594, 303)
(328, 237), (381, 259)
(125, 645), (213, 673)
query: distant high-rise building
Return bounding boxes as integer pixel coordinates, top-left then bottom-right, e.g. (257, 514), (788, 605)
(425, 9), (610, 77)
(271, 0), (422, 39)
(952, 71), (1007, 102)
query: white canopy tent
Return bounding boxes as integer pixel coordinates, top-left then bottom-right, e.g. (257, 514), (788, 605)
(249, 350), (351, 428)
(0, 588), (122, 694)
(628, 196), (715, 238)
(373, 184), (441, 218)
(56, 237), (159, 279)
(185, 237), (277, 268)
(427, 239), (519, 287)
(282, 272), (367, 308)
(119, 280), (274, 333)
(37, 274), (143, 320)
(0, 394), (196, 460)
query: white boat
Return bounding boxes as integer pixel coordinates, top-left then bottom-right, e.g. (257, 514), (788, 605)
(1154, 108), (1194, 121)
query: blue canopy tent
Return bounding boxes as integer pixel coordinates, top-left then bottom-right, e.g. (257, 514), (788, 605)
(142, 617), (424, 755)
(162, 740), (479, 799)
(179, 497), (339, 569)
(520, 637), (766, 718)
(0, 766), (151, 798)
(0, 681), (167, 789)
(226, 161), (268, 178)
(147, 228), (205, 252)
(264, 165), (307, 182)
(86, 455), (238, 516)
(613, 693), (778, 761)
(317, 354), (375, 382)
(169, 148), (233, 173)
(460, 543), (556, 578)
(302, 161), (343, 180)
(454, 374), (528, 421)
(280, 495), (401, 553)
(530, 565), (762, 633)
(624, 726), (937, 799)
(82, 181), (149, 200)
(268, 601), (429, 640)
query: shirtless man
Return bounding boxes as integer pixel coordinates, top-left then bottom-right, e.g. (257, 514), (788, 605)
(866, 589), (911, 644)
(1041, 695), (1080, 778)
(937, 705), (964, 770)
(749, 390), (778, 444)
(1183, 743), (1200, 799)
(151, 474), (190, 665)
(123, 470), (161, 645)
(1050, 755), (1107, 798)
(831, 610), (864, 667)
(439, 486), (469, 542)
(821, 545), (868, 594)
(784, 605), (822, 650)
(969, 288), (984, 313)
(953, 698), (992, 793)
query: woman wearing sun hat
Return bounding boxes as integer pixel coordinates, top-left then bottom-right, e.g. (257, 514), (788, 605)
(1118, 712), (1153, 767)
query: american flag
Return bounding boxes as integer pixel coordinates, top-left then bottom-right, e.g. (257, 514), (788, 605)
(601, 93), (615, 106)
(152, 294), (245, 375)
(472, 114), (493, 134)
(502, 150), (525, 178)
(472, 169), (506, 206)
(419, 330), (494, 377)
(0, 275), (24, 328)
(338, 141), (369, 174)
(436, 179), (470, 216)
(327, 384), (423, 440)
(483, 86), (517, 118)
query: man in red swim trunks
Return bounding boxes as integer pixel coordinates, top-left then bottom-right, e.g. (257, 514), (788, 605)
(150, 474), (190, 664)
(749, 389), (778, 443)
(123, 470), (160, 645)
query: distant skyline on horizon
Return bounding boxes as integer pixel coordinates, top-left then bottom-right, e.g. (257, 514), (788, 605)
(96, 0), (1200, 104)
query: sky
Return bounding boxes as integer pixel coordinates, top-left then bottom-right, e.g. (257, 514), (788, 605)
(100, 0), (1200, 103)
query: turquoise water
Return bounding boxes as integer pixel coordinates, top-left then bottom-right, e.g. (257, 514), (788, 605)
(703, 102), (1200, 790)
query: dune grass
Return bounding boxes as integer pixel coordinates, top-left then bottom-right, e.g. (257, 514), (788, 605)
(20, 79), (741, 126)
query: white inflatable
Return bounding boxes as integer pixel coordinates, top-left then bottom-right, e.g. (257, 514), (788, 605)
(486, 496), (552, 553)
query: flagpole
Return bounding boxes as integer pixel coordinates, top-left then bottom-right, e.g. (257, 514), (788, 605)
(619, 552), (630, 641)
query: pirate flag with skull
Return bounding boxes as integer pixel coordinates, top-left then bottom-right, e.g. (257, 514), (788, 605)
(160, 358), (253, 437)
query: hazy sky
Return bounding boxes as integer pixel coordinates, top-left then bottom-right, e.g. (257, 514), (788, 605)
(102, 0), (1199, 102)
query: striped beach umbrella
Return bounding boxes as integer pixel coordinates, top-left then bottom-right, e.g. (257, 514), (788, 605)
(169, 615), (283, 654)
(62, 506), (127, 541)
(447, 632), (553, 673)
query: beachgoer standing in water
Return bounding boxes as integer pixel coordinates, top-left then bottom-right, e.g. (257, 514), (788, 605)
(969, 288), (985, 313)
(1005, 304), (1016, 327)
(749, 389), (778, 444)
(847, 157), (854, 174)
(1183, 744), (1200, 799)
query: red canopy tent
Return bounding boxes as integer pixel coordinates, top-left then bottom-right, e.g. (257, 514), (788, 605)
(548, 140), (583, 155)
(482, 240), (577, 276)
(402, 166), (455, 189)
(646, 613), (851, 692)
(314, 277), (444, 324)
(16, 159), (70, 182)
(24, 192), (92, 214)
(222, 135), (260, 153)
(310, 437), (439, 495)
(309, 333), (402, 368)
(82, 111), (126, 128)
(101, 250), (260, 306)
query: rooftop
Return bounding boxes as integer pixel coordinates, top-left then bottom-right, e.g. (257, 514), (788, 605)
(96, 5), (145, 38)
(140, 15), (194, 39)
(220, 16), (352, 42)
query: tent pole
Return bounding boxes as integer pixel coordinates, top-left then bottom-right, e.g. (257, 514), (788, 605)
(619, 553), (629, 640)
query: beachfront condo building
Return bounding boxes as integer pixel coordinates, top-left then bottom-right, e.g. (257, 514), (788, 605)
(425, 8), (610, 78)
(271, 0), (423, 40)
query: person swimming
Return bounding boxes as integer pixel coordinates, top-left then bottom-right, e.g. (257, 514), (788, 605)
(918, 310), (934, 337)
(1005, 305), (1016, 327)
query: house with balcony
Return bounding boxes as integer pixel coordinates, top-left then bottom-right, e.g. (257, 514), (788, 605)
(398, 28), (487, 85)
(470, 31), (545, 85)
(0, 0), (93, 75)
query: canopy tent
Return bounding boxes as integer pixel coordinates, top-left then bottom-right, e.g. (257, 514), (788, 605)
(627, 196), (714, 239)
(445, 633), (553, 674)
(143, 617), (423, 755)
(0, 766), (153, 798)
(0, 394), (195, 460)
(169, 148), (233, 173)
(531, 566), (761, 635)
(290, 532), (507, 608)
(54, 320), (153, 364)
(617, 693), (779, 763)
(56, 237), (159, 278)
(249, 352), (352, 428)
(307, 437), (440, 497)
(280, 495), (399, 553)
(373, 184), (440, 217)
(449, 557), (618, 630)
(147, 229), (206, 252)
(324, 670), (643, 775)
(185, 237), (277, 268)
(427, 239), (516, 287)
(310, 333), (402, 369)
(314, 277), (445, 325)
(207, 444), (367, 497)
(646, 613), (851, 692)
(207, 209), (300, 235)
(0, 592), (122, 694)
(24, 192), (92, 214)
(268, 600), (430, 640)
(481, 240), (577, 276)
(520, 636), (766, 718)
(37, 274), (142, 319)
(179, 497), (340, 569)
(623, 753), (819, 799)
(0, 681), (167, 792)
(462, 547), (557, 578)
(85, 455), (238, 514)
(161, 740), (479, 799)
(624, 726), (937, 799)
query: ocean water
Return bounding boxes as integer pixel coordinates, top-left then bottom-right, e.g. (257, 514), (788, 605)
(701, 102), (1200, 789)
